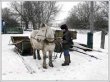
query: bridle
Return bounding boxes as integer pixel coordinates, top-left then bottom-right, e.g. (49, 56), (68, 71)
(31, 27), (55, 43)
(44, 28), (55, 43)
(31, 28), (63, 58)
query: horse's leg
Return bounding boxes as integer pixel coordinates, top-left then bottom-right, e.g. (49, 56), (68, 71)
(33, 49), (36, 59)
(37, 50), (41, 60)
(49, 51), (54, 67)
(42, 50), (47, 69)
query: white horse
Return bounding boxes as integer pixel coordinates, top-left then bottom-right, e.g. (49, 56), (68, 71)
(30, 24), (55, 69)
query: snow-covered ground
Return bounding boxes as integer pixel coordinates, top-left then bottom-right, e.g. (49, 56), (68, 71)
(2, 31), (108, 80)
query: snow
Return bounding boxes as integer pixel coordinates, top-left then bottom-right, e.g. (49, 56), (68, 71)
(2, 31), (108, 80)
(74, 31), (108, 52)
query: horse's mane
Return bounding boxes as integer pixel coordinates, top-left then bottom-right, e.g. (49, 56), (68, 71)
(46, 27), (55, 41)
(40, 23), (54, 37)
(31, 24), (55, 42)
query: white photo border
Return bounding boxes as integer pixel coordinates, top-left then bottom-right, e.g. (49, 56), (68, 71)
(0, 0), (109, 82)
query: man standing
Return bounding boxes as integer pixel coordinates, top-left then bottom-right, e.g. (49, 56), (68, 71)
(2, 20), (6, 34)
(60, 24), (73, 66)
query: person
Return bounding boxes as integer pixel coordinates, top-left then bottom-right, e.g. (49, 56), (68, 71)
(60, 24), (73, 66)
(2, 20), (6, 34)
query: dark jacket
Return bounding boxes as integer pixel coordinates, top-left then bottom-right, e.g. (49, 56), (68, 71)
(62, 30), (73, 50)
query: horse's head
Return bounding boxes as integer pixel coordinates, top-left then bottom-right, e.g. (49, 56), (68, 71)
(33, 23), (54, 42)
(40, 23), (55, 42)
(45, 27), (55, 42)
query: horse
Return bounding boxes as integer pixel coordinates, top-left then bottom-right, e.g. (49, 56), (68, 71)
(30, 24), (55, 69)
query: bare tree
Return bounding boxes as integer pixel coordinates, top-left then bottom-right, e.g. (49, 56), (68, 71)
(99, 1), (109, 49)
(100, 1), (109, 18)
(11, 1), (59, 30)
(66, 1), (108, 49)
(2, 8), (11, 21)
(66, 2), (101, 29)
(11, 1), (30, 30)
(66, 1), (108, 30)
(2, 8), (19, 27)
(29, 1), (59, 29)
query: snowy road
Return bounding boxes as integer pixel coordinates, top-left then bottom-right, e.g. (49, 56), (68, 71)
(2, 31), (108, 80)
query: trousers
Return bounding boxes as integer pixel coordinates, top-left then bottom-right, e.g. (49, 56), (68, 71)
(64, 50), (70, 56)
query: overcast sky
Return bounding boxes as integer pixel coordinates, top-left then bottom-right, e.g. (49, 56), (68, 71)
(2, 1), (79, 24)
(54, 2), (79, 24)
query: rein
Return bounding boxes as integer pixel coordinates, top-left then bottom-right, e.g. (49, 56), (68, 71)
(31, 27), (55, 43)
(44, 27), (55, 42)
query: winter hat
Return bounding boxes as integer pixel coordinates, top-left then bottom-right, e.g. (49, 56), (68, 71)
(60, 24), (68, 30)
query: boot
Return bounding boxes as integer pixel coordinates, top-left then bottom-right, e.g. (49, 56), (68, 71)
(62, 56), (70, 66)
(68, 55), (71, 63)
(62, 55), (71, 63)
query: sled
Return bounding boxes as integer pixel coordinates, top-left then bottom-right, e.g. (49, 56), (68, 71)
(10, 30), (77, 56)
(11, 36), (32, 56)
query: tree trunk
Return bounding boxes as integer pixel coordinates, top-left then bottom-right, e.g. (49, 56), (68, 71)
(100, 30), (106, 49)
(38, 22), (41, 29)
(87, 1), (94, 49)
(25, 22), (29, 30)
(32, 22), (36, 30)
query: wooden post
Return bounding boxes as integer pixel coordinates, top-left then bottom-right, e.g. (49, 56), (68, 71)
(87, 1), (94, 49)
(21, 1), (23, 29)
(90, 1), (94, 33)
(100, 30), (106, 49)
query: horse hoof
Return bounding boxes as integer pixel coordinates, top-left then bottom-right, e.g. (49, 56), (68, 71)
(33, 55), (36, 59)
(33, 57), (36, 59)
(50, 65), (54, 67)
(43, 66), (47, 69)
(38, 58), (41, 60)
(49, 64), (54, 67)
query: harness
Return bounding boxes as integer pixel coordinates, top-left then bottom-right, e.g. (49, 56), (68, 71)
(31, 28), (55, 43)
(31, 28), (64, 59)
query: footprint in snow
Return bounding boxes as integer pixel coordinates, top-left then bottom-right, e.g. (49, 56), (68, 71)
(42, 70), (46, 72)
(78, 63), (80, 65)
(38, 67), (41, 69)
(9, 72), (13, 74)
(88, 60), (92, 62)
(57, 69), (60, 71)
(2, 73), (6, 75)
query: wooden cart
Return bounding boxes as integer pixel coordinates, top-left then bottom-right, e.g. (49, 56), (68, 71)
(54, 30), (77, 53)
(10, 30), (77, 56)
(11, 36), (32, 56)
(54, 30), (77, 39)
